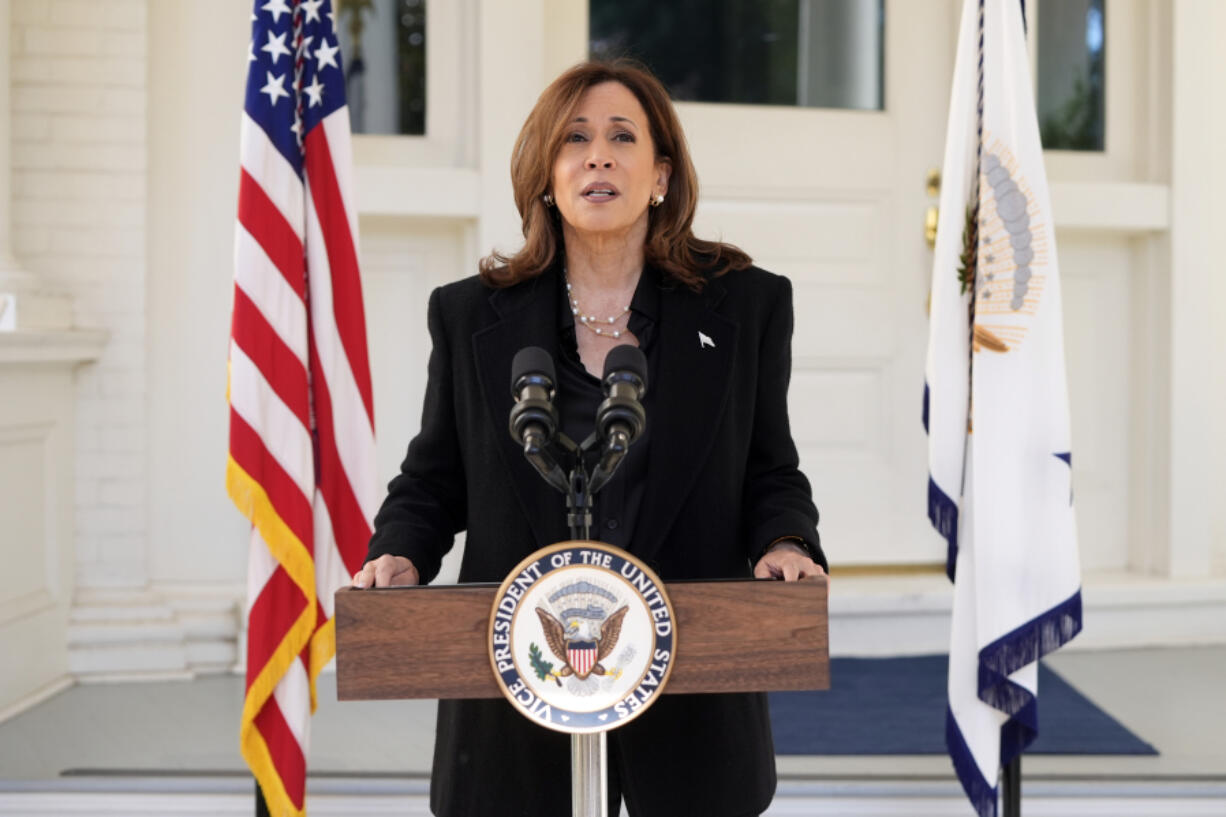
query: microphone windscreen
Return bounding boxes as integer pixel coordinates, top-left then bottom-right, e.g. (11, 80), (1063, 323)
(602, 344), (648, 390)
(510, 346), (556, 392)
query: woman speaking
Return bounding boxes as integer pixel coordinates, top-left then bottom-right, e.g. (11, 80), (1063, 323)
(353, 60), (827, 817)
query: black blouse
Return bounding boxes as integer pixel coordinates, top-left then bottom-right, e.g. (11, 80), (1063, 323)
(554, 269), (660, 550)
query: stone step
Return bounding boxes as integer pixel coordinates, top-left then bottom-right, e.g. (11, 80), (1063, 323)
(70, 604), (176, 623)
(67, 644), (189, 677)
(67, 619), (182, 646)
(1, 778), (1223, 817)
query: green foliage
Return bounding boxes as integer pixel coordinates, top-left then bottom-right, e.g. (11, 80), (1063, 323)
(528, 642), (554, 682)
(1040, 74), (1104, 152)
(957, 204), (977, 295)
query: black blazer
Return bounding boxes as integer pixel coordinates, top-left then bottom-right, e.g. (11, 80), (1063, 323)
(367, 263), (824, 817)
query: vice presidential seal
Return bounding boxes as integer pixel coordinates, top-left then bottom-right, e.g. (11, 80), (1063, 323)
(488, 541), (677, 734)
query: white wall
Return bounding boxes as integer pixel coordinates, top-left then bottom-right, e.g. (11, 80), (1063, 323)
(9, 0), (149, 589)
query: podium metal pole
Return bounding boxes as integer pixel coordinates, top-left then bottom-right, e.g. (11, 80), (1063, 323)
(564, 467), (607, 817)
(572, 732), (608, 817)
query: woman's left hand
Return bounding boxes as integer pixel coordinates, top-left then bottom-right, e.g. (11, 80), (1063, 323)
(753, 541), (826, 582)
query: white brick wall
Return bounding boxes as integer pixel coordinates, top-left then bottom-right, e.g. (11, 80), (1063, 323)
(10, 0), (148, 589)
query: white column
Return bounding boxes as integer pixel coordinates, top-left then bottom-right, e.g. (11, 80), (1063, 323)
(1164, 0), (1215, 578)
(0, 0), (70, 331)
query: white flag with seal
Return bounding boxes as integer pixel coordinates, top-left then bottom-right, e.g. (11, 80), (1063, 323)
(924, 1), (1083, 815)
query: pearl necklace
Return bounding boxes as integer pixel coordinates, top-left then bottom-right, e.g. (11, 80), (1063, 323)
(565, 280), (631, 338)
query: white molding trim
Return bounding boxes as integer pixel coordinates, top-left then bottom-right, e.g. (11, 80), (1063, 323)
(1049, 182), (1169, 232)
(0, 330), (107, 365)
(0, 675), (72, 726)
(695, 182), (1171, 235)
(354, 167), (481, 219)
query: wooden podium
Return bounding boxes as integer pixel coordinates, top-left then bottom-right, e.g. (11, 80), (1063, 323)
(334, 573), (828, 815)
(336, 575), (828, 700)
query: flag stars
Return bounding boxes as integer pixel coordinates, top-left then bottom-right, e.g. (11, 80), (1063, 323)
(261, 29), (292, 64)
(301, 0), (325, 24)
(314, 38), (340, 71)
(303, 74), (326, 107)
(259, 70), (290, 105)
(248, 39), (256, 62)
(261, 0), (292, 23)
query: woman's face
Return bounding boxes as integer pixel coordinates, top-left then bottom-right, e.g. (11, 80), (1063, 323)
(550, 81), (670, 242)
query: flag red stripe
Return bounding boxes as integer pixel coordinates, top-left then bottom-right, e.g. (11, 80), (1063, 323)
(246, 566), (308, 688)
(231, 286), (311, 428)
(308, 333), (372, 574)
(238, 169), (305, 300)
(229, 408), (314, 549)
(253, 696), (307, 810)
(304, 128), (374, 425)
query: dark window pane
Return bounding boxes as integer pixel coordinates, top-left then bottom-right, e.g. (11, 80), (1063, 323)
(1036, 0), (1105, 151)
(589, 0), (884, 111)
(336, 0), (426, 135)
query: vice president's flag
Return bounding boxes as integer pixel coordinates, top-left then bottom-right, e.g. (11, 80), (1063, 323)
(925, 1), (1083, 815)
(227, 1), (376, 814)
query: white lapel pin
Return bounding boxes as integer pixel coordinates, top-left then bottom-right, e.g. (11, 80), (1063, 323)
(698, 331), (715, 349)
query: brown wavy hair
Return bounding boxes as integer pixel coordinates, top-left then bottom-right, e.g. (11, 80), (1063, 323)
(479, 60), (751, 291)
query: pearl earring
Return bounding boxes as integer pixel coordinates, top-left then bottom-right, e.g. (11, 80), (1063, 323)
(650, 193), (664, 207)
(542, 193), (554, 207)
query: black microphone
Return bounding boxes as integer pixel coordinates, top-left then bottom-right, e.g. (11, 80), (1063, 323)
(590, 345), (648, 492)
(509, 347), (568, 492)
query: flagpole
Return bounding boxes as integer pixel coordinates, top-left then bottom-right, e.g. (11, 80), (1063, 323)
(999, 5), (1029, 815)
(1002, 2), (1027, 814)
(1002, 755), (1021, 817)
(255, 781), (270, 817)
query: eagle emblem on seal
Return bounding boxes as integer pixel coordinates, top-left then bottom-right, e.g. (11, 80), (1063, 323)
(534, 580), (628, 682)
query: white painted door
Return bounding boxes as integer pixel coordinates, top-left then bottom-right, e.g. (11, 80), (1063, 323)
(686, 1), (958, 566)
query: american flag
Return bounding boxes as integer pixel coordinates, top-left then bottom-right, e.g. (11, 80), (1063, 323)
(227, 1), (376, 814)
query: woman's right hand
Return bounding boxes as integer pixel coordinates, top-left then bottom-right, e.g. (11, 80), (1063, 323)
(352, 554), (420, 588)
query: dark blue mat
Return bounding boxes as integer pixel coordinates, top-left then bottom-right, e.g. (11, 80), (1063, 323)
(769, 655), (1157, 755)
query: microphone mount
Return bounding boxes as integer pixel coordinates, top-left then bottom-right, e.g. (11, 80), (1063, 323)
(508, 344), (647, 539)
